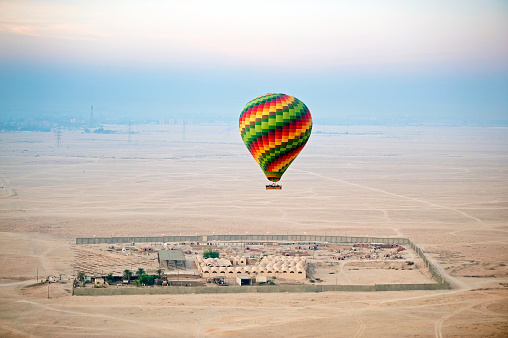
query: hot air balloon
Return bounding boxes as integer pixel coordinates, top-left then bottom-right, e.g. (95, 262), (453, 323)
(239, 93), (312, 189)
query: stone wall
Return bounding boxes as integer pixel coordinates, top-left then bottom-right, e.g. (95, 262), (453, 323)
(75, 234), (450, 288)
(76, 235), (410, 245)
(74, 283), (448, 296)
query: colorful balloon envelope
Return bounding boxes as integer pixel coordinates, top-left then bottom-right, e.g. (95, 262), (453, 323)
(239, 93), (312, 183)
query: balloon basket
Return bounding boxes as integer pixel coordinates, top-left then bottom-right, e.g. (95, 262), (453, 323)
(266, 184), (282, 190)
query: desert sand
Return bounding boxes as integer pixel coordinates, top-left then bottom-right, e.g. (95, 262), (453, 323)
(0, 124), (507, 337)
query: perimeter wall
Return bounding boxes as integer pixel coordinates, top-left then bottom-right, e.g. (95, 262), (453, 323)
(76, 234), (410, 245)
(74, 283), (449, 296)
(74, 234), (450, 295)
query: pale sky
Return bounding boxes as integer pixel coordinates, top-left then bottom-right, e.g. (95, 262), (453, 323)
(1, 0), (507, 124)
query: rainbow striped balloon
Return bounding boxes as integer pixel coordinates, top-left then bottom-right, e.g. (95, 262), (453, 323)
(239, 93), (312, 182)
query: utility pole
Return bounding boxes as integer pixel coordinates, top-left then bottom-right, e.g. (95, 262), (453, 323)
(56, 127), (61, 148)
(90, 105), (94, 129)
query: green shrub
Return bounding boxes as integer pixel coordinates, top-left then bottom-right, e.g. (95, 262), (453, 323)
(139, 274), (155, 285)
(203, 249), (219, 258)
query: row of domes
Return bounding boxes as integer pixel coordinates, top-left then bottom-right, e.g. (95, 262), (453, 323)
(195, 254), (307, 273)
(200, 266), (305, 273)
(261, 255), (307, 261)
(260, 262), (306, 269)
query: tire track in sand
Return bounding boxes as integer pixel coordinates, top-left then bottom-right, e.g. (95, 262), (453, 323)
(353, 308), (366, 337)
(16, 299), (174, 332)
(295, 170), (484, 225)
(434, 297), (492, 338)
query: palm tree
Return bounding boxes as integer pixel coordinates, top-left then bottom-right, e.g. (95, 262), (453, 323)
(156, 269), (163, 279)
(136, 268), (145, 276)
(77, 271), (85, 283)
(123, 269), (132, 283)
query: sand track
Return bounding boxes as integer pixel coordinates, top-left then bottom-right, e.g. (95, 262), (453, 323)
(296, 169), (485, 225)
(1, 126), (507, 336)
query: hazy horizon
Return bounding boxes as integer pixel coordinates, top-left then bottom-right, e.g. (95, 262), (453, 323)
(1, 0), (507, 126)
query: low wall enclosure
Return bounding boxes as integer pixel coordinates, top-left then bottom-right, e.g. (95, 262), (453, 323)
(74, 234), (449, 295)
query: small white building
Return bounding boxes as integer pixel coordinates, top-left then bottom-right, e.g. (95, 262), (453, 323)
(236, 275), (252, 286)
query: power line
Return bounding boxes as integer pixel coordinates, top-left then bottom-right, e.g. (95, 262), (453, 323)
(56, 127), (61, 148)
(90, 105), (94, 129)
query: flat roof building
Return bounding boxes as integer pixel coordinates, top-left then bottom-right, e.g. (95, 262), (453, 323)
(158, 250), (186, 269)
(236, 275), (252, 286)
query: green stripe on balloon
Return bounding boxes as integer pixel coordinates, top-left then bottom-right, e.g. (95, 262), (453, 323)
(241, 103), (308, 147)
(239, 93), (312, 183)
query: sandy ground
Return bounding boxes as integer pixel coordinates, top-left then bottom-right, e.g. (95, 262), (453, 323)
(72, 241), (436, 285)
(0, 125), (507, 336)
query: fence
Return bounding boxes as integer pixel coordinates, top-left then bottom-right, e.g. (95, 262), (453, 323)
(407, 240), (449, 285)
(76, 234), (410, 245)
(74, 234), (450, 294)
(74, 282), (449, 296)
